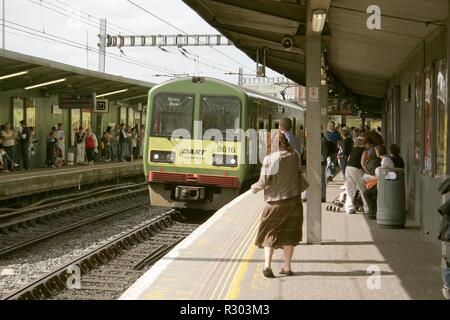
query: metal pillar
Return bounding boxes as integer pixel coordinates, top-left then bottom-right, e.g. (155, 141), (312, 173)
(98, 18), (107, 73)
(238, 67), (243, 86)
(306, 37), (323, 244)
(321, 84), (328, 132)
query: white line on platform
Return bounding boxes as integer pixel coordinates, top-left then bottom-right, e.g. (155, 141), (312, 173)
(119, 190), (254, 300)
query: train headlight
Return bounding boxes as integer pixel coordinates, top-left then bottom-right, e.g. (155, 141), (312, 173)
(150, 150), (176, 163)
(212, 154), (238, 167)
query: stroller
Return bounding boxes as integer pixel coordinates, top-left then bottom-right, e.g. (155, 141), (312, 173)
(326, 190), (364, 213)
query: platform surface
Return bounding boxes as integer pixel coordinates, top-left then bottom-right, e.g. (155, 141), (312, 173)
(0, 161), (144, 200)
(121, 178), (444, 300)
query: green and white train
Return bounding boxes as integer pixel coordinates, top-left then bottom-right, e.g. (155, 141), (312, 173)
(144, 77), (306, 210)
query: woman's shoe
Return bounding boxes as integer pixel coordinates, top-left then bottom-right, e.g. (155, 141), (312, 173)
(279, 268), (294, 276)
(263, 268), (275, 278)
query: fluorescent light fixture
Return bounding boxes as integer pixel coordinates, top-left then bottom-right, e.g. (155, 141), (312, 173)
(96, 89), (128, 98)
(0, 70), (29, 80)
(312, 9), (327, 33)
(25, 78), (66, 90)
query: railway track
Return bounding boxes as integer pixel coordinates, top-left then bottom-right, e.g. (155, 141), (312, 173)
(0, 185), (150, 257)
(3, 210), (198, 300)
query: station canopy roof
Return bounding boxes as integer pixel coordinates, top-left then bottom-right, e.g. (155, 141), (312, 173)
(0, 49), (155, 105)
(183, 0), (448, 115)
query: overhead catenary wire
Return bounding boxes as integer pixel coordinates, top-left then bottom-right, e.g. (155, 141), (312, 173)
(125, 0), (255, 74)
(26, 0), (244, 77)
(28, 0), (128, 35)
(51, 0), (139, 35)
(2, 19), (177, 76)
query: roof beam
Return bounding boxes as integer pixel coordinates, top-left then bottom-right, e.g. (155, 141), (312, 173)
(220, 28), (304, 55)
(185, 0), (306, 24)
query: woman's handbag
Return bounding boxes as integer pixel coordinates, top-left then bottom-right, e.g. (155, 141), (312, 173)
(366, 176), (379, 190)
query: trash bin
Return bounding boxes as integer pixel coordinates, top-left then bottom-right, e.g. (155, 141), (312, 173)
(377, 168), (406, 228)
(67, 152), (74, 165)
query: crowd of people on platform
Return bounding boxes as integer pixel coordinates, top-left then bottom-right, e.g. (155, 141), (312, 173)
(0, 121), (146, 172)
(0, 121), (36, 172)
(60, 123), (146, 167)
(322, 121), (404, 218)
(250, 118), (406, 278)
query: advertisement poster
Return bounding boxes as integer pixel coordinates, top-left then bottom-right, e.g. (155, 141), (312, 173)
(435, 59), (447, 178)
(414, 72), (423, 168)
(423, 66), (433, 173)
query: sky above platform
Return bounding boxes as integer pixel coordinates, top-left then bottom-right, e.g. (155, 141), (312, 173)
(4, 0), (283, 85)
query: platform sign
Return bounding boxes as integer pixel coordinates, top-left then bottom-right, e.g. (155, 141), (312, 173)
(94, 99), (109, 113)
(308, 87), (319, 102)
(59, 93), (95, 109)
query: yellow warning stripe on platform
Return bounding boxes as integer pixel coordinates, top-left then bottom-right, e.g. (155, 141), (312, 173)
(225, 233), (258, 300)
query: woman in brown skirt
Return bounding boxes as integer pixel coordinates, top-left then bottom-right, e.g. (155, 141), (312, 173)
(251, 133), (305, 278)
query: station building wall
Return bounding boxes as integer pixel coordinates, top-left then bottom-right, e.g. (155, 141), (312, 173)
(386, 26), (448, 237)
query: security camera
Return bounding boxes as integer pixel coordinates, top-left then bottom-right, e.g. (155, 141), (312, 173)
(281, 37), (294, 51)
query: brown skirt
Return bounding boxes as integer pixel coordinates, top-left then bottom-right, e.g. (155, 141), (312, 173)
(255, 196), (303, 249)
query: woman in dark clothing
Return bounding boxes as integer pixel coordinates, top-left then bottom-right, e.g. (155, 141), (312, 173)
(337, 127), (353, 179)
(251, 133), (307, 278)
(389, 144), (405, 169)
(46, 130), (57, 168)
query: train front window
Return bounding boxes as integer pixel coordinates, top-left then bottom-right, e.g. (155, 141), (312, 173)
(151, 93), (194, 137)
(200, 96), (241, 140)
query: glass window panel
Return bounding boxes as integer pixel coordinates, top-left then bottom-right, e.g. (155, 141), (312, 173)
(424, 66), (434, 173)
(119, 107), (127, 125)
(12, 98), (25, 132)
(200, 96), (241, 140)
(25, 99), (36, 130)
(82, 110), (92, 130)
(435, 59), (447, 178)
(128, 108), (134, 127)
(151, 93), (194, 137)
(70, 109), (81, 146)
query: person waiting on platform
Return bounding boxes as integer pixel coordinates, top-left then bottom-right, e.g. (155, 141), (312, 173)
(131, 127), (139, 160)
(101, 127), (113, 161)
(388, 144), (405, 169)
(1, 123), (18, 167)
(0, 145), (15, 172)
(337, 127), (353, 183)
(139, 125), (146, 159)
(279, 118), (301, 157)
(251, 133), (307, 278)
(19, 120), (32, 170)
(85, 128), (98, 166)
(362, 145), (395, 219)
(326, 121), (341, 182)
(126, 126), (133, 161)
(345, 136), (370, 214)
(321, 127), (329, 202)
(75, 127), (86, 164)
(55, 123), (65, 167)
(46, 129), (57, 168)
